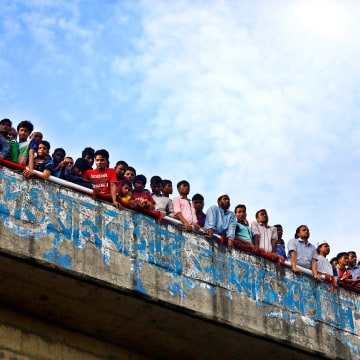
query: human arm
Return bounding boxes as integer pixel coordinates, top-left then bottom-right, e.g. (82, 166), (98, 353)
(173, 197), (192, 231)
(289, 251), (301, 274)
(111, 182), (122, 210)
(311, 258), (321, 281)
(234, 235), (259, 252)
(205, 228), (215, 239)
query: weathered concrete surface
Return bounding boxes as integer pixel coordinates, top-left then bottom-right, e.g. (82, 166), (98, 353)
(0, 166), (359, 360)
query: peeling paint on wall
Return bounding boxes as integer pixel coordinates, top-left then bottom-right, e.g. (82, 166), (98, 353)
(1, 168), (360, 356)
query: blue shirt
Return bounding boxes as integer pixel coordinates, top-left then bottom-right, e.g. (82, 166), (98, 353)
(236, 222), (253, 243)
(276, 244), (287, 259)
(287, 238), (317, 269)
(205, 205), (237, 240)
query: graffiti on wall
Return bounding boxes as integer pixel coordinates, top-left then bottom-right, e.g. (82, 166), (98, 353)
(0, 169), (359, 356)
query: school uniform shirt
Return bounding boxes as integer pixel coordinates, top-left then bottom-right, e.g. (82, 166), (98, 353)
(84, 168), (117, 194)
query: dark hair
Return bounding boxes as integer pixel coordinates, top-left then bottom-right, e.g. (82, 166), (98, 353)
(53, 148), (66, 157)
(161, 179), (172, 187)
(0, 118), (11, 127)
(121, 180), (132, 188)
(40, 140), (50, 151)
(330, 257), (338, 265)
(255, 209), (267, 219)
(150, 175), (162, 185)
(82, 147), (95, 159)
(348, 251), (357, 257)
(17, 120), (33, 133)
(94, 149), (109, 160)
(177, 180), (189, 188)
(337, 252), (349, 262)
(294, 225), (308, 239)
(74, 158), (89, 172)
(133, 174), (147, 185)
(126, 166), (136, 174)
(278, 239), (285, 245)
(234, 204), (246, 212)
(115, 160), (128, 168)
(192, 193), (204, 202)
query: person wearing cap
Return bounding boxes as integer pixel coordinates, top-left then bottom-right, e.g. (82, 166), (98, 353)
(316, 241), (334, 277)
(204, 193), (237, 246)
(287, 225), (321, 281)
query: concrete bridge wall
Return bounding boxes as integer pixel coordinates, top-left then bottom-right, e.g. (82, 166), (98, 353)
(0, 166), (359, 360)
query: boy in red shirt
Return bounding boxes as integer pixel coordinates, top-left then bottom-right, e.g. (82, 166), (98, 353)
(131, 175), (155, 210)
(84, 149), (117, 198)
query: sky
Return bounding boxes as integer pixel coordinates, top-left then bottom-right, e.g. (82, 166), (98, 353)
(1, 0), (360, 258)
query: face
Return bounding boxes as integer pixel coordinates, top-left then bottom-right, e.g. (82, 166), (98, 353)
(52, 151), (65, 163)
(125, 170), (135, 182)
(95, 155), (107, 171)
(65, 157), (73, 168)
(339, 255), (349, 267)
(18, 127), (30, 142)
(151, 182), (161, 195)
(235, 207), (247, 222)
(218, 196), (230, 211)
(349, 253), (357, 265)
(0, 121), (11, 134)
(31, 132), (43, 144)
(297, 226), (310, 240)
(178, 183), (190, 196)
(256, 210), (268, 225)
(121, 184), (132, 196)
(276, 226), (283, 239)
(162, 183), (173, 195)
(115, 164), (127, 178)
(319, 243), (330, 256)
(331, 259), (338, 266)
(134, 180), (145, 192)
(8, 128), (17, 140)
(84, 154), (94, 168)
(193, 199), (204, 212)
(37, 144), (49, 157)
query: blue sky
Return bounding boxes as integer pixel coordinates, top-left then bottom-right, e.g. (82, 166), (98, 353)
(1, 0), (360, 257)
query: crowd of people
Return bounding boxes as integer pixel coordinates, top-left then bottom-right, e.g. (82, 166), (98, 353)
(1, 118), (359, 289)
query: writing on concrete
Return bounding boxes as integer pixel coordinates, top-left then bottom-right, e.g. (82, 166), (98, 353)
(0, 168), (359, 357)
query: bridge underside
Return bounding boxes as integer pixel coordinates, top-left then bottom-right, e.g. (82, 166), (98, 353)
(0, 252), (329, 360)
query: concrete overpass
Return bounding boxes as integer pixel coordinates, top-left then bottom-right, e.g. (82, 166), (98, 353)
(0, 166), (359, 360)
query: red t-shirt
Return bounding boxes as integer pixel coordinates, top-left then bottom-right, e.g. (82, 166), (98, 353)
(84, 168), (117, 194)
(132, 191), (155, 205)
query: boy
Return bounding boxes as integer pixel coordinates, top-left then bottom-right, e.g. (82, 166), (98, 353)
(81, 147), (95, 170)
(3, 121), (19, 163)
(192, 193), (206, 228)
(131, 175), (155, 210)
(173, 180), (199, 232)
(234, 205), (258, 252)
(51, 148), (66, 177)
(60, 158), (92, 189)
(114, 160), (129, 183)
(0, 119), (10, 161)
(125, 166), (136, 184)
(23, 140), (53, 181)
(151, 176), (174, 217)
(161, 179), (173, 197)
(84, 149), (117, 196)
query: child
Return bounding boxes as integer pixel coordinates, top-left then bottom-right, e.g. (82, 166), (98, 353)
(0, 119), (10, 162)
(17, 120), (34, 166)
(114, 160), (128, 181)
(192, 193), (206, 228)
(23, 140), (53, 181)
(84, 149), (117, 195)
(60, 158), (92, 189)
(161, 179), (173, 197)
(51, 148), (66, 177)
(5, 124), (19, 163)
(82, 147), (95, 170)
(131, 175), (155, 210)
(116, 180), (132, 203)
(234, 205), (258, 252)
(173, 180), (199, 232)
(125, 166), (136, 185)
(151, 176), (174, 217)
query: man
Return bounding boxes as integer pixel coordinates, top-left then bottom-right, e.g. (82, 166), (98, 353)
(334, 252), (360, 286)
(287, 225), (321, 281)
(316, 241), (334, 277)
(348, 251), (360, 278)
(250, 210), (277, 255)
(274, 224), (287, 260)
(204, 193), (237, 246)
